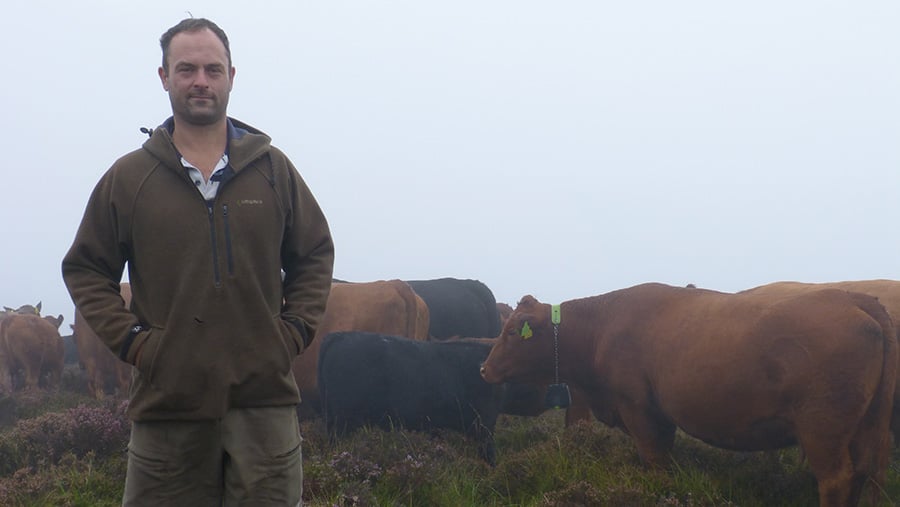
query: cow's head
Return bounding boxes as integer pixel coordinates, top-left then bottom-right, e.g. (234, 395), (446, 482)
(44, 314), (64, 329)
(480, 295), (556, 384)
(9, 302), (41, 315)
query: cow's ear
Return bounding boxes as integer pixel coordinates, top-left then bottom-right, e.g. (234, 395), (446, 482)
(520, 321), (533, 340)
(516, 295), (538, 308)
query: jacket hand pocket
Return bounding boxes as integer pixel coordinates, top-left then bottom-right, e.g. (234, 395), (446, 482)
(132, 328), (162, 381)
(277, 317), (304, 357)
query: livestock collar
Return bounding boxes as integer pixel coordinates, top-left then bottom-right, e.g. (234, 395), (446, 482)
(550, 304), (562, 383)
(546, 303), (572, 409)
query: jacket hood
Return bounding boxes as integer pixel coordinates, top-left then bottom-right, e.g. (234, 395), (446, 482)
(141, 117), (272, 172)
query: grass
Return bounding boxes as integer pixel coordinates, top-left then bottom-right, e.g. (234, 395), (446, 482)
(0, 388), (897, 506)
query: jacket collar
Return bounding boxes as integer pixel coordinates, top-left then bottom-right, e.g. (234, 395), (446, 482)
(143, 116), (271, 173)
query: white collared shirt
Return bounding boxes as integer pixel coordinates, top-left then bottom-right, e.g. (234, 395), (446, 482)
(182, 154), (229, 201)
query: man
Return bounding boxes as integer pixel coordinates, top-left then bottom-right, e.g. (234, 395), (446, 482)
(61, 18), (334, 506)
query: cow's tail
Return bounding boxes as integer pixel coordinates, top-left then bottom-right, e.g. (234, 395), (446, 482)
(399, 282), (430, 341)
(847, 293), (897, 503)
(401, 283), (418, 340)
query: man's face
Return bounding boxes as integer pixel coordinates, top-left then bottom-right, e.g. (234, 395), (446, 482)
(158, 28), (235, 127)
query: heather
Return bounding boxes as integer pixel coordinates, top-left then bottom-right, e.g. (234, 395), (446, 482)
(0, 385), (898, 506)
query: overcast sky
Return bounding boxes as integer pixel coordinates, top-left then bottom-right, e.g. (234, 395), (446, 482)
(2, 1), (898, 327)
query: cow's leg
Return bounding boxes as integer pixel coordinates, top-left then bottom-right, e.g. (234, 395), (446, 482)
(847, 407), (893, 506)
(23, 366), (40, 392)
(797, 392), (888, 507)
(0, 357), (12, 394)
(118, 367), (132, 397)
(562, 386), (592, 426)
(471, 421), (496, 466)
(618, 407), (675, 468)
(94, 377), (106, 399)
(88, 375), (104, 400)
(564, 404), (592, 427)
(477, 431), (496, 467)
(0, 367), (11, 394)
(800, 441), (854, 507)
(47, 365), (62, 391)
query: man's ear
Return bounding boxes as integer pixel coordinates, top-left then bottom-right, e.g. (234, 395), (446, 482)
(158, 66), (169, 91)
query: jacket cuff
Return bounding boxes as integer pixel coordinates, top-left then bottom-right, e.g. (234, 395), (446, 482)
(120, 324), (144, 362)
(286, 318), (311, 351)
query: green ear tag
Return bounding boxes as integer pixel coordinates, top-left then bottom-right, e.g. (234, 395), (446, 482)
(551, 304), (561, 325)
(520, 321), (533, 339)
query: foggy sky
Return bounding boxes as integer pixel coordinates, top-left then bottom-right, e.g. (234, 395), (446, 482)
(2, 1), (898, 326)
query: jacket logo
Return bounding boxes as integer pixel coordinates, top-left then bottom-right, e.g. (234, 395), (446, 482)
(237, 199), (263, 206)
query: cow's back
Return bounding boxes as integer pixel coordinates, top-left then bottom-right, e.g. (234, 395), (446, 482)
(406, 277), (501, 339)
(743, 279), (900, 321)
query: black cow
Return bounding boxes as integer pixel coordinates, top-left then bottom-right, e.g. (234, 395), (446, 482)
(405, 277), (501, 339)
(318, 331), (505, 465)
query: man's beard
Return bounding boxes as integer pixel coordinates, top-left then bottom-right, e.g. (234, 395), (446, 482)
(171, 96), (228, 126)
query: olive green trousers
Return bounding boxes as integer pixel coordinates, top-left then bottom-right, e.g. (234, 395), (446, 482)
(122, 405), (302, 507)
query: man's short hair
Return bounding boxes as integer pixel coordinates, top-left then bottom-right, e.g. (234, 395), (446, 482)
(160, 18), (231, 74)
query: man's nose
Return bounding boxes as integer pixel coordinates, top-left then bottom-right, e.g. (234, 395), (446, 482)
(193, 69), (211, 87)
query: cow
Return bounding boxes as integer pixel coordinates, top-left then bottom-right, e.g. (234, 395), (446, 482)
(72, 283), (134, 399)
(2, 302), (41, 315)
(0, 302), (42, 323)
(479, 283), (897, 507)
(739, 278), (900, 445)
(0, 313), (65, 392)
(405, 277), (502, 340)
(496, 302), (514, 329)
(292, 279), (430, 419)
(318, 331), (504, 465)
(43, 314), (64, 330)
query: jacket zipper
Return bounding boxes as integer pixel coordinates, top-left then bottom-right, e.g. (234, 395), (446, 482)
(223, 204), (234, 276)
(207, 202), (222, 287)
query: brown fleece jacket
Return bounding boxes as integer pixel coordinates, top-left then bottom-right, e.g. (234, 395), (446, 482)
(62, 117), (334, 421)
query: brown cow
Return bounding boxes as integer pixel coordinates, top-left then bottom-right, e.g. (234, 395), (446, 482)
(0, 302), (42, 324)
(43, 314), (64, 329)
(0, 313), (65, 392)
(740, 278), (900, 445)
(292, 279), (430, 419)
(496, 302), (514, 329)
(72, 283), (134, 399)
(480, 283), (897, 507)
